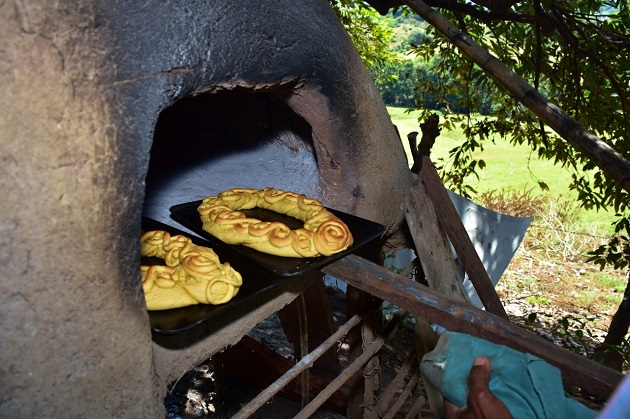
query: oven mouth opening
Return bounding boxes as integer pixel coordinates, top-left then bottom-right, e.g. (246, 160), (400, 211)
(143, 87), (321, 225)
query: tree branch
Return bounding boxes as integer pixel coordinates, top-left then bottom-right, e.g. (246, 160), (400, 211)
(468, 0), (520, 12)
(402, 0), (630, 195)
(366, 0), (536, 24)
(551, 5), (630, 111)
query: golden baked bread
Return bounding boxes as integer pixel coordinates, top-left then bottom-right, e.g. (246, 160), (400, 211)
(140, 230), (242, 310)
(197, 187), (353, 258)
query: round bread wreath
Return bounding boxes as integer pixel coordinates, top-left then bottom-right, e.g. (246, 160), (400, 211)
(197, 187), (354, 258)
(140, 230), (242, 310)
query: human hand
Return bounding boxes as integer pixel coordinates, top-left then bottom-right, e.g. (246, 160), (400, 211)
(444, 356), (512, 419)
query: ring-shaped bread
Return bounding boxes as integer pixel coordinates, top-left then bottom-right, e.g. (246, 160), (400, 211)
(140, 230), (242, 310)
(197, 187), (354, 258)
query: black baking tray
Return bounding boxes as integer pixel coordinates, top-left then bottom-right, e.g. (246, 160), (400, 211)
(169, 199), (386, 278)
(142, 217), (289, 334)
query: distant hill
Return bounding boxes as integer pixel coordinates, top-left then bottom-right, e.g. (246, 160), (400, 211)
(382, 11), (428, 54)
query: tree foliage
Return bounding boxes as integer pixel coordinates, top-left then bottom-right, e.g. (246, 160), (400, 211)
(329, 0), (402, 84)
(413, 4), (626, 184)
(334, 0), (630, 371)
(360, 0), (629, 270)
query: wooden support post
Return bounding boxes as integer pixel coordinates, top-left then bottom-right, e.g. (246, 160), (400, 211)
(345, 285), (382, 418)
(295, 334), (384, 419)
(406, 176), (472, 417)
(419, 156), (509, 320)
(277, 274), (340, 375)
(405, 178), (470, 302)
(322, 255), (624, 400)
(344, 243), (385, 419)
(361, 316), (380, 419)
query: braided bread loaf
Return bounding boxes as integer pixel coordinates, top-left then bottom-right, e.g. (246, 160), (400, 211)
(140, 230), (242, 310)
(197, 187), (353, 258)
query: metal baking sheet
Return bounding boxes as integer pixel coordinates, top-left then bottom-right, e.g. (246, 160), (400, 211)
(169, 200), (386, 278)
(142, 217), (288, 334)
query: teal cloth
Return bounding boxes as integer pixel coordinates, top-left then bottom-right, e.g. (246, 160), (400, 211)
(420, 332), (598, 419)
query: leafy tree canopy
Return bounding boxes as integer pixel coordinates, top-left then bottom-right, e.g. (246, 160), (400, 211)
(336, 0), (630, 270)
(329, 0), (403, 83)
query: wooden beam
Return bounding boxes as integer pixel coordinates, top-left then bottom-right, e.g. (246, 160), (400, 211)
(322, 255), (623, 400)
(404, 0), (630, 195)
(405, 179), (470, 302)
(419, 156), (509, 319)
(277, 275), (340, 374)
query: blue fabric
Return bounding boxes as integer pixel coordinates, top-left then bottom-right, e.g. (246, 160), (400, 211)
(420, 331), (598, 419)
(598, 372), (630, 419)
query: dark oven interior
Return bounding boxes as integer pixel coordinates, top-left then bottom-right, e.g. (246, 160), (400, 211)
(142, 88), (322, 228)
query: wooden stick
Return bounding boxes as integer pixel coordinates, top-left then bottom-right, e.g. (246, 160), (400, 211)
(404, 393), (428, 419)
(297, 294), (310, 408)
(295, 336), (384, 419)
(376, 347), (418, 413)
(322, 255), (624, 400)
(420, 156), (509, 319)
(211, 335), (346, 414)
(383, 373), (421, 419)
(403, 0), (630, 194)
(231, 314), (362, 419)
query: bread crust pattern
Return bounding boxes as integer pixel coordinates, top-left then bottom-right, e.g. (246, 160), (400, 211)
(197, 187), (354, 258)
(140, 230), (242, 310)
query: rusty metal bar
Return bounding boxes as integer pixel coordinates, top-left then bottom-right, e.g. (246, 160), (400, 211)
(232, 314), (362, 419)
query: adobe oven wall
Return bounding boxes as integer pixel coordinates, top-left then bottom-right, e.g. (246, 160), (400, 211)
(0, 0), (412, 416)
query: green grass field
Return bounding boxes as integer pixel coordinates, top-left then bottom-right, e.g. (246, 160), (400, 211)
(387, 106), (616, 232)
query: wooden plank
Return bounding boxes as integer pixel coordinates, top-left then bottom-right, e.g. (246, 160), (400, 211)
(405, 179), (470, 302)
(419, 156), (509, 319)
(322, 255), (623, 400)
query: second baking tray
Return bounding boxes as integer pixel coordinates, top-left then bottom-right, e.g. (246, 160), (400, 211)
(169, 199), (385, 278)
(143, 216), (289, 334)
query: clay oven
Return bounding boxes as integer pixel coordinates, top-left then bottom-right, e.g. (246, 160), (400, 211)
(1, 0), (412, 416)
